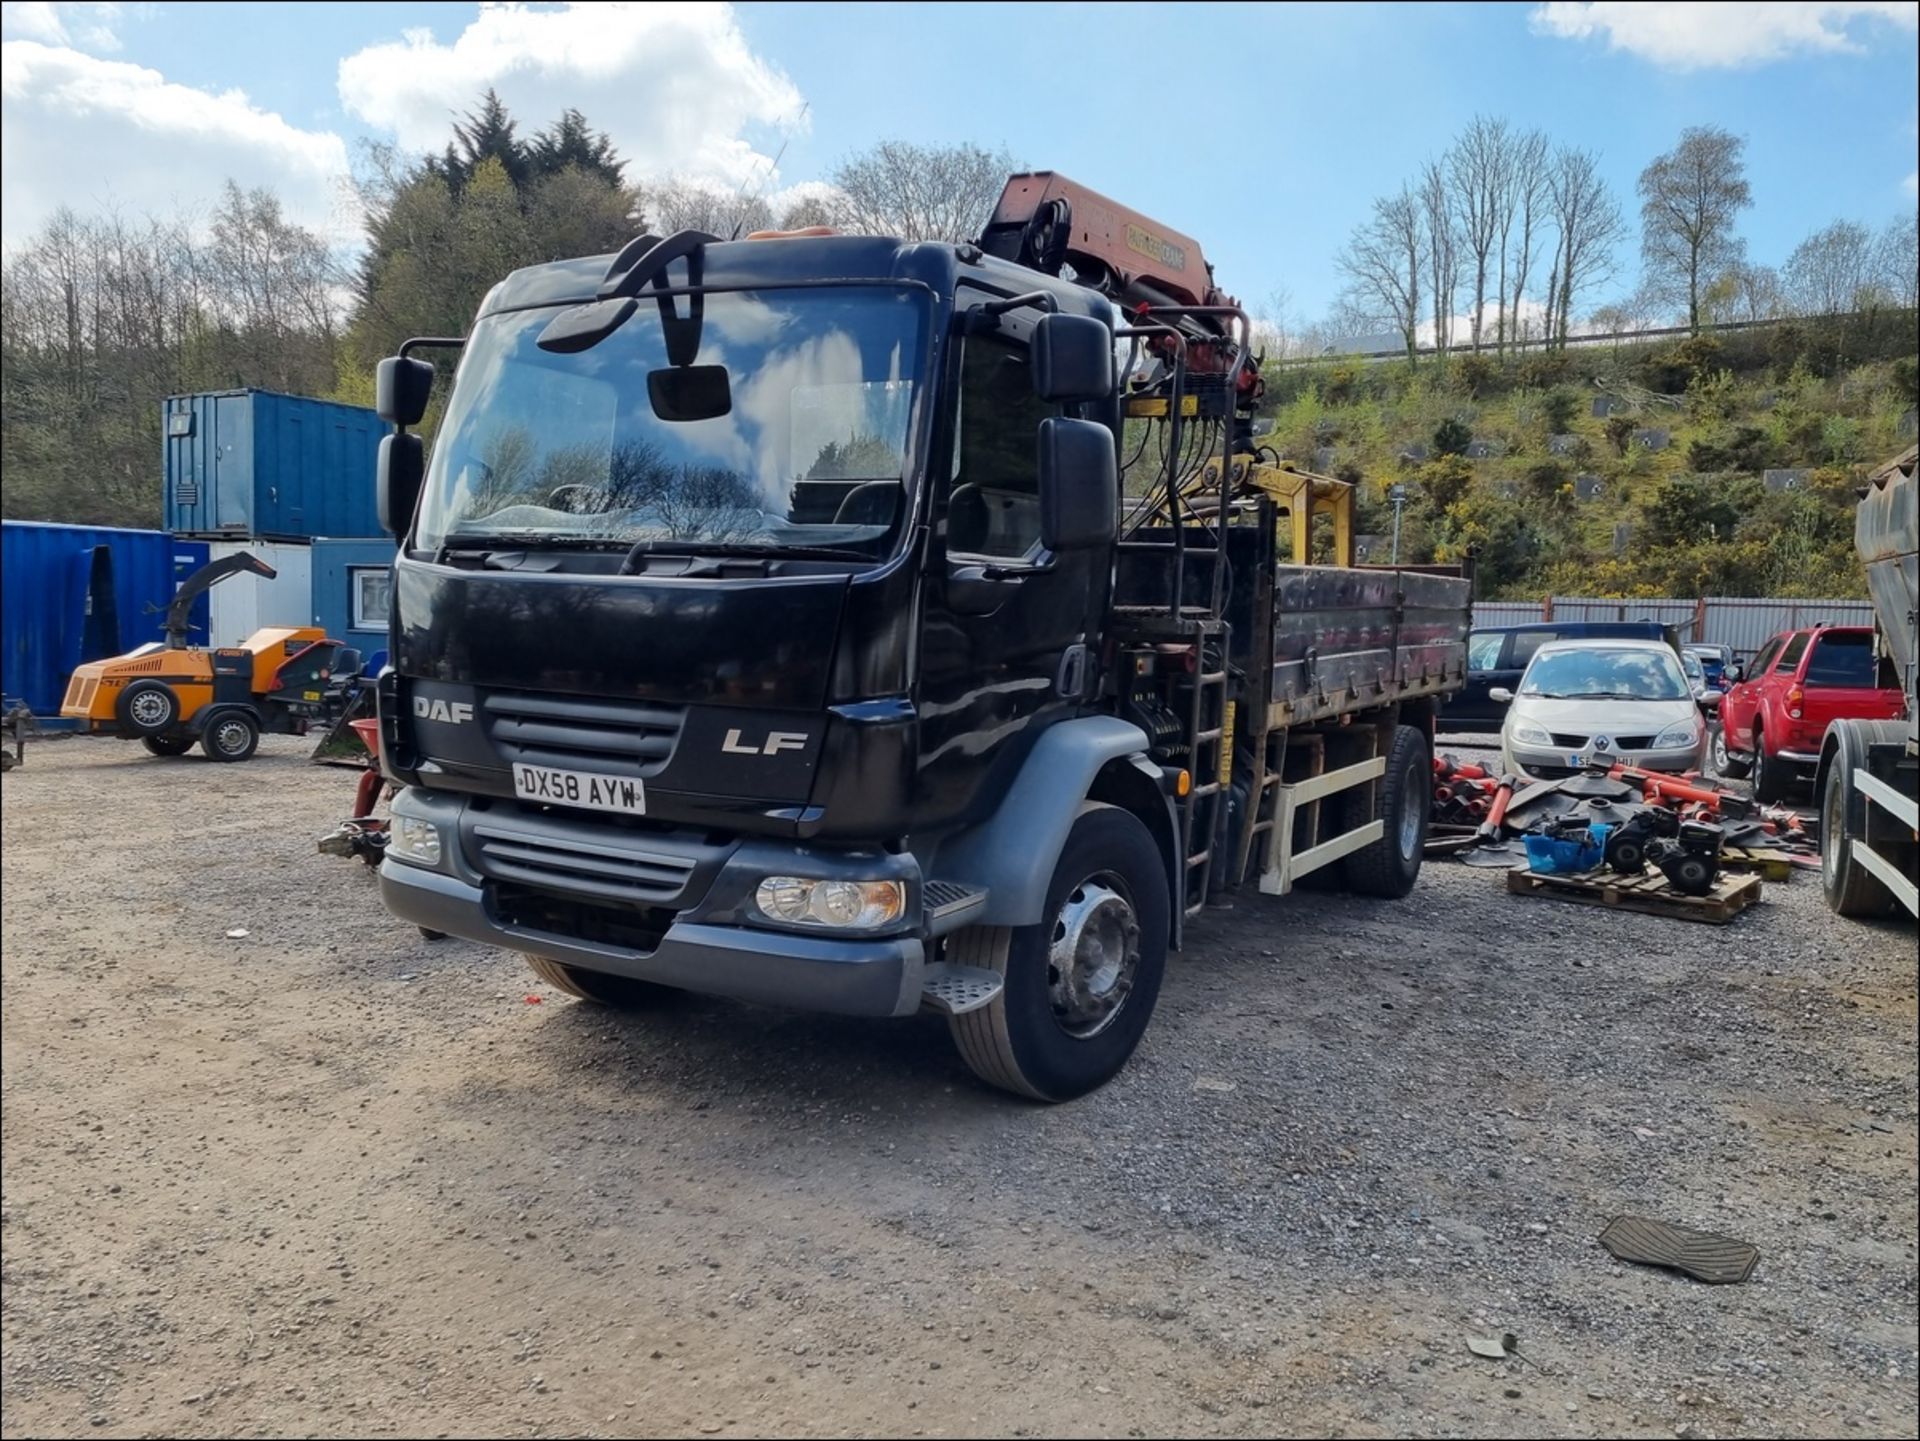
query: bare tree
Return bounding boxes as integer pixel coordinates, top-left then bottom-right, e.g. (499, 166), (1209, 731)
(828, 140), (1016, 243)
(1874, 213), (1919, 310)
(1338, 187), (1425, 364)
(1723, 261), (1786, 323)
(642, 178), (775, 240)
(1548, 146), (1625, 345)
(1500, 128), (1551, 351)
(1637, 125), (1752, 334)
(1784, 219), (1880, 315)
(1417, 158), (1456, 353)
(1252, 285), (1297, 359)
(1449, 116), (1509, 351)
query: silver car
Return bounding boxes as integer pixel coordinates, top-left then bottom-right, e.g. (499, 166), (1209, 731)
(1492, 638), (1708, 779)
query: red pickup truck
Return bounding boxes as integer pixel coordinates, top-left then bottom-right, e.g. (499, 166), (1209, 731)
(1712, 625), (1906, 800)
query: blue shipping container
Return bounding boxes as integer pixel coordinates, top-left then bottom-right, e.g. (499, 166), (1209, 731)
(310, 537), (397, 663)
(1, 521), (209, 715)
(164, 389), (387, 540)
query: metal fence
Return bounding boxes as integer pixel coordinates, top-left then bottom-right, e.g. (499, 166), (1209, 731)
(1468, 596), (1878, 661)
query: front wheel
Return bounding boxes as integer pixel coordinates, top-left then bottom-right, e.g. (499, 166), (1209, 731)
(948, 804), (1170, 1102)
(525, 955), (674, 1007)
(116, 680), (180, 737)
(1707, 722), (1750, 779)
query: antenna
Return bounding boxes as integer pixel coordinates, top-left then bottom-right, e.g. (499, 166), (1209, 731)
(729, 100), (811, 240)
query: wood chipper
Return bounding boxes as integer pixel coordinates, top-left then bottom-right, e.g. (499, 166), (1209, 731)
(60, 551), (367, 762)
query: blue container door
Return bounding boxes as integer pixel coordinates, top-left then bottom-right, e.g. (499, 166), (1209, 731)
(165, 397), (214, 533)
(215, 393), (254, 531)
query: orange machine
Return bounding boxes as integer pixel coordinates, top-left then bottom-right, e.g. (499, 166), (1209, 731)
(61, 552), (367, 762)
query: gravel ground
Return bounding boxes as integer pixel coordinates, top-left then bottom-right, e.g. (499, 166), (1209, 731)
(3, 734), (1915, 1439)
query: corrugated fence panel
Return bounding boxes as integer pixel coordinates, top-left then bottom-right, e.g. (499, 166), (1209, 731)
(1468, 596), (1878, 660)
(1, 521), (209, 714)
(1702, 599), (1876, 660)
(1551, 597), (1701, 637)
(1471, 601), (1545, 628)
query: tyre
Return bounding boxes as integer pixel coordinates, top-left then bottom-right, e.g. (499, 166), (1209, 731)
(1340, 725), (1430, 898)
(525, 955), (674, 1006)
(141, 734), (196, 757)
(115, 680), (180, 737)
(199, 709), (260, 762)
(948, 804), (1170, 1102)
(1750, 729), (1790, 803)
(1820, 729), (1896, 918)
(1707, 722), (1750, 779)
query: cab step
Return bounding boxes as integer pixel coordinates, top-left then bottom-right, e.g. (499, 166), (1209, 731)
(919, 962), (1004, 1016)
(924, 879), (989, 935)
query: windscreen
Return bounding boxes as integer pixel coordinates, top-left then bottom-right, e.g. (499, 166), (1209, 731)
(416, 286), (927, 555)
(1520, 648), (1690, 701)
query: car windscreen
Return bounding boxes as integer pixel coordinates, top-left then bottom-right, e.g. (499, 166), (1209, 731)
(415, 285), (928, 556)
(1520, 648), (1690, 701)
(1803, 632), (1875, 686)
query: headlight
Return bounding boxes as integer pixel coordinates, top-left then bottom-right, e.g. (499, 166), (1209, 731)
(1511, 721), (1554, 746)
(753, 876), (905, 930)
(389, 814), (444, 866)
(1652, 720), (1700, 749)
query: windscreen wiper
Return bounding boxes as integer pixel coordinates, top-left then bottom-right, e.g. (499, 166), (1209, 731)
(618, 539), (871, 571)
(438, 532), (632, 551)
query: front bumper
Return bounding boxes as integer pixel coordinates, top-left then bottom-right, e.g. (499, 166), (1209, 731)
(381, 861), (926, 1016)
(1504, 741), (1705, 779)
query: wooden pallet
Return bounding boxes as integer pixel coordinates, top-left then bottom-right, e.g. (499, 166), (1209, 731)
(1506, 865), (1764, 924)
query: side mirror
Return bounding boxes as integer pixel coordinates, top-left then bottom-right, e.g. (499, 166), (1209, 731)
(1697, 689), (1721, 711)
(1488, 686), (1515, 704)
(376, 355), (436, 427)
(1037, 417), (1117, 551)
(1726, 663), (1744, 683)
(378, 433), (424, 537)
(1031, 313), (1114, 403)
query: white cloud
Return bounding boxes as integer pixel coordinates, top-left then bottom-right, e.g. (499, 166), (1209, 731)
(1906, 171), (1919, 198)
(1, 2), (123, 52)
(337, 2), (807, 192)
(1530, 2), (1918, 69)
(1, 40), (354, 248)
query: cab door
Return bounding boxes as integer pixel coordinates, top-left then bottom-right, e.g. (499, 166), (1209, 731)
(913, 297), (1112, 829)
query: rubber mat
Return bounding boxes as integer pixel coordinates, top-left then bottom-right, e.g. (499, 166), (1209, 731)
(1598, 1215), (1759, 1284)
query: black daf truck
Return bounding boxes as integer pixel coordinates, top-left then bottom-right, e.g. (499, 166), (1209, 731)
(371, 173), (1470, 1100)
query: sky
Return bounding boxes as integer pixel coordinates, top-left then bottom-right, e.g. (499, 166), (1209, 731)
(2, 0), (1916, 325)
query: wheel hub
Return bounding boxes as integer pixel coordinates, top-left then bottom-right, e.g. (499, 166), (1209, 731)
(214, 719), (248, 752)
(1046, 877), (1140, 1039)
(130, 692), (169, 726)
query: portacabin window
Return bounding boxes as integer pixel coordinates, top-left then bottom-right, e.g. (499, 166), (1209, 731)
(350, 566), (392, 631)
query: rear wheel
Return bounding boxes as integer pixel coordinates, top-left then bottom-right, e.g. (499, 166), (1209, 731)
(1750, 728), (1790, 803)
(141, 734), (195, 757)
(1821, 729), (1896, 918)
(1340, 725), (1430, 898)
(949, 804), (1169, 1101)
(115, 680), (180, 737)
(525, 955), (674, 1006)
(200, 709), (260, 763)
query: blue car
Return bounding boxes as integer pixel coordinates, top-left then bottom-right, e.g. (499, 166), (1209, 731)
(1684, 643), (1735, 692)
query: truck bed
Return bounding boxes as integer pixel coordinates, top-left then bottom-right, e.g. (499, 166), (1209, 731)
(1114, 524), (1471, 729)
(1265, 564), (1470, 726)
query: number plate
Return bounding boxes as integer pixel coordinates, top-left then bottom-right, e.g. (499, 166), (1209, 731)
(511, 763), (646, 815)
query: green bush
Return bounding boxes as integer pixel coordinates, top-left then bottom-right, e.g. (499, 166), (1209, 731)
(1541, 388), (1582, 434)
(1452, 353), (1498, 399)
(1432, 416), (1473, 457)
(1604, 415), (1636, 455)
(1516, 350), (1571, 389)
(1523, 459), (1571, 501)
(1686, 425), (1773, 473)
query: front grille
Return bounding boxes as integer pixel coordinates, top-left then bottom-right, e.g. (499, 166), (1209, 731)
(1549, 731), (1655, 751)
(483, 689), (684, 775)
(469, 815), (727, 908)
(63, 674), (96, 712)
(489, 882), (673, 955)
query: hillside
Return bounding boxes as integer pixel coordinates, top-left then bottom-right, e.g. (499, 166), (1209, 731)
(1256, 312), (1918, 599)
